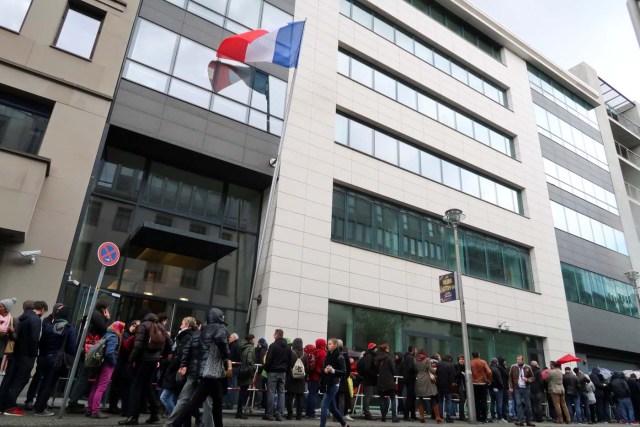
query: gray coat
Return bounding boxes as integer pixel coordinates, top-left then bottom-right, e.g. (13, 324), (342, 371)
(415, 358), (438, 397)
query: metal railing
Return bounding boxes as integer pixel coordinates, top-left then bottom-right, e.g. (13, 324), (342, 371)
(626, 181), (640, 204)
(608, 107), (640, 138)
(616, 140), (640, 169)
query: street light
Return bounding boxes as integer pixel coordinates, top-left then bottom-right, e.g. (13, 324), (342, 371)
(624, 270), (640, 313)
(442, 208), (476, 423)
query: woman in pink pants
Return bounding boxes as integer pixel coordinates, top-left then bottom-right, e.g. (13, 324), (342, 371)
(87, 320), (125, 418)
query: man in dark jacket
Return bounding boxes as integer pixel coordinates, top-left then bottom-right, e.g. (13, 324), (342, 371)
(225, 332), (241, 410)
(361, 343), (378, 420)
(236, 334), (256, 419)
(508, 355), (534, 427)
(436, 354), (456, 422)
(590, 367), (609, 422)
(0, 300), (47, 416)
(403, 346), (418, 421)
(119, 312), (172, 425)
(497, 357), (510, 421)
(628, 373), (640, 423)
(611, 372), (634, 424)
(489, 358), (504, 421)
(574, 368), (592, 424)
(530, 361), (545, 422)
(563, 367), (581, 423)
(262, 328), (289, 421)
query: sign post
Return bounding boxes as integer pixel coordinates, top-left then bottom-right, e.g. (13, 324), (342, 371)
(58, 242), (119, 418)
(439, 272), (457, 303)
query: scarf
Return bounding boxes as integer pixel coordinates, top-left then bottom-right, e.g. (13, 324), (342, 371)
(0, 313), (10, 334)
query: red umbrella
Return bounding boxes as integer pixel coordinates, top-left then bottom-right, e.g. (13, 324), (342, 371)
(556, 353), (581, 365)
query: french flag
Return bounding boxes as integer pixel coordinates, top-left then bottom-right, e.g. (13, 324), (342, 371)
(216, 21), (305, 68)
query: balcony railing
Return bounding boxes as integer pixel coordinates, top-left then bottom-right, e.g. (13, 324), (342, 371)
(625, 181), (640, 204)
(616, 140), (640, 169)
(607, 107), (640, 139)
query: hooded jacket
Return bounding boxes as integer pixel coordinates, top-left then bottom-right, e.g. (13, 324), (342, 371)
(14, 309), (42, 357)
(610, 372), (631, 399)
(360, 347), (378, 387)
(403, 351), (417, 384)
(130, 312), (172, 362)
(238, 339), (257, 387)
(39, 319), (77, 360)
(313, 338), (327, 382)
(180, 328), (201, 379)
(196, 308), (230, 378)
(163, 327), (193, 389)
(589, 368), (606, 397)
(256, 338), (268, 373)
(375, 351), (396, 391)
(286, 338), (309, 393)
(264, 336), (289, 373)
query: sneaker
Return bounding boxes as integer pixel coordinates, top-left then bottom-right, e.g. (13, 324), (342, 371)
(501, 419), (509, 423)
(93, 412), (110, 419)
(22, 402), (34, 411)
(4, 407), (26, 416)
(346, 415), (354, 421)
(35, 410), (55, 417)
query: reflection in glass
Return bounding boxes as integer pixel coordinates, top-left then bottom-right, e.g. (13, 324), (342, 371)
(173, 38), (215, 89)
(55, 7), (102, 59)
(374, 131), (398, 164)
(0, 0), (31, 32)
(129, 20), (178, 72)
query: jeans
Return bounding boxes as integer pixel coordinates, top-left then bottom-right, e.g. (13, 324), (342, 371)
(514, 387), (533, 423)
(617, 397), (634, 424)
(580, 393), (592, 423)
(567, 394), (581, 422)
(490, 388), (504, 420)
(438, 391), (454, 420)
(168, 377), (198, 425)
(363, 385), (376, 417)
(379, 388), (398, 421)
(474, 384), (489, 422)
(160, 388), (178, 415)
(0, 354), (36, 411)
(88, 364), (115, 414)
(320, 383), (346, 427)
(171, 378), (224, 427)
(69, 358), (89, 404)
(25, 358), (45, 404)
(266, 372), (286, 418)
(306, 380), (319, 417)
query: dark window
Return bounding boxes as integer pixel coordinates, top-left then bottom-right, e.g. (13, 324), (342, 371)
(86, 201), (102, 226)
(189, 222), (207, 235)
(72, 242), (92, 270)
(143, 263), (163, 283)
(215, 269), (230, 296)
(154, 214), (173, 227)
(112, 207), (132, 232)
(54, 1), (105, 59)
(180, 269), (199, 289)
(0, 91), (52, 154)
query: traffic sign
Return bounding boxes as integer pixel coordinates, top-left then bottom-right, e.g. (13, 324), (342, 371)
(97, 242), (120, 267)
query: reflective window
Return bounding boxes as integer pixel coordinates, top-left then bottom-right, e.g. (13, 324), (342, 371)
(550, 202), (628, 255)
(534, 105), (608, 170)
(0, 90), (52, 154)
(336, 113), (523, 214)
(0, 0), (31, 32)
(227, 0), (260, 29)
(129, 20), (178, 73)
(173, 37), (215, 90)
(339, 0), (507, 106)
(561, 263), (638, 317)
(332, 187), (532, 290)
(338, 50), (513, 157)
(54, 2), (104, 59)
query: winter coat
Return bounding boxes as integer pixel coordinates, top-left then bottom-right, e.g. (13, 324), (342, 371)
(471, 357), (492, 384)
(490, 365), (504, 390)
(312, 339), (327, 382)
(589, 368), (606, 397)
(376, 351), (395, 391)
(610, 372), (631, 399)
(435, 359), (456, 393)
(563, 372), (579, 397)
(103, 328), (120, 366)
(286, 344), (309, 394)
(130, 313), (172, 362)
(39, 319), (77, 360)
(455, 362), (467, 394)
(415, 357), (438, 397)
(339, 351), (352, 394)
(530, 365), (544, 394)
(162, 328), (192, 389)
(547, 369), (565, 395)
(180, 329), (201, 379)
(238, 340), (257, 387)
(403, 353), (417, 384)
(229, 339), (242, 362)
(255, 341), (267, 374)
(90, 308), (109, 337)
(264, 337), (289, 373)
(509, 363), (534, 389)
(360, 349), (378, 387)
(196, 308), (229, 378)
(13, 310), (42, 357)
(321, 348), (346, 387)
(577, 372), (591, 394)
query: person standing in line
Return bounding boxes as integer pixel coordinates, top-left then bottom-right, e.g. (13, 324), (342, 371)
(508, 355), (535, 427)
(404, 346), (419, 421)
(319, 338), (350, 427)
(498, 357), (511, 421)
(547, 361), (572, 424)
(489, 358), (505, 422)
(435, 353), (456, 423)
(376, 343), (398, 423)
(0, 297), (17, 360)
(286, 338), (308, 420)
(360, 342), (378, 421)
(530, 361), (545, 423)
(589, 367), (608, 423)
(235, 334), (256, 419)
(262, 329), (289, 421)
(455, 355), (467, 421)
(574, 368), (592, 424)
(610, 372), (635, 425)
(470, 351), (492, 423)
(563, 367), (581, 423)
(415, 348), (440, 423)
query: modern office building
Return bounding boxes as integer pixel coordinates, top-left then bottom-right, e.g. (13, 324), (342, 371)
(2, 0), (639, 368)
(629, 0), (640, 48)
(0, 0), (140, 307)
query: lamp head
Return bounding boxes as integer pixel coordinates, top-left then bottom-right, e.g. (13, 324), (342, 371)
(443, 208), (465, 227)
(625, 270), (640, 285)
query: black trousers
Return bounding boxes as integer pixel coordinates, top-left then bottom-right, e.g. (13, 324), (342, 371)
(458, 388), (467, 420)
(128, 361), (159, 419)
(69, 358), (90, 404)
(26, 358), (45, 403)
(0, 354), (36, 411)
(286, 392), (305, 418)
(34, 356), (63, 412)
(236, 384), (249, 416)
(531, 390), (545, 422)
(172, 378), (224, 427)
(404, 382), (416, 419)
(474, 384), (489, 422)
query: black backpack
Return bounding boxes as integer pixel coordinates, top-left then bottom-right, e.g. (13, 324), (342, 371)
(147, 321), (166, 350)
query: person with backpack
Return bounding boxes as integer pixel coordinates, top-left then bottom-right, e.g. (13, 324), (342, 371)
(286, 337), (309, 420)
(85, 320), (124, 418)
(33, 305), (76, 417)
(235, 334), (256, 419)
(305, 339), (323, 418)
(119, 311), (172, 425)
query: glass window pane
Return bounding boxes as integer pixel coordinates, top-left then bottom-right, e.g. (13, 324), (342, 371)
(351, 58), (373, 87)
(562, 264), (578, 302)
(374, 70), (396, 99)
(123, 60), (169, 92)
(602, 224), (617, 251)
(55, 7), (102, 59)
(399, 142), (420, 173)
(451, 63), (467, 84)
(456, 112), (474, 138)
(211, 95), (248, 122)
(332, 190), (346, 241)
(351, 3), (372, 29)
(479, 177), (497, 204)
(563, 207), (580, 236)
(577, 212), (594, 242)
(168, 79), (211, 108)
(464, 234), (487, 277)
(442, 161), (461, 190)
(335, 115), (349, 145)
(483, 82), (501, 103)
(486, 241), (505, 283)
(420, 151), (441, 182)
(227, 0), (260, 28)
(374, 16), (394, 42)
(174, 37), (215, 90)
(130, 20), (178, 73)
(417, 93), (437, 119)
(0, 0), (31, 32)
(339, 0), (351, 16)
(374, 131), (398, 164)
(337, 51), (350, 76)
(468, 72), (483, 92)
(374, 205), (399, 255)
(461, 169), (480, 197)
(496, 184), (514, 211)
(551, 202), (567, 231)
(473, 122), (490, 146)
(490, 130), (507, 153)
(414, 42), (433, 64)
(194, 0), (226, 14)
(438, 104), (455, 128)
(349, 120), (373, 154)
(346, 195), (373, 248)
(248, 109), (268, 131)
(395, 31), (414, 52)
(397, 83), (417, 109)
(614, 230), (628, 255)
(186, 1), (224, 25)
(590, 218), (605, 246)
(434, 51), (450, 73)
(261, 2), (291, 28)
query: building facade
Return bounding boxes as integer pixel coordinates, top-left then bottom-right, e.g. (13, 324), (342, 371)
(2, 0), (639, 368)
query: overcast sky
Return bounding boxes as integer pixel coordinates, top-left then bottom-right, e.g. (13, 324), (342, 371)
(468, 0), (640, 104)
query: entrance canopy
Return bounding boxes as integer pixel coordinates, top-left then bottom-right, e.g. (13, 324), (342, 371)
(126, 221), (237, 270)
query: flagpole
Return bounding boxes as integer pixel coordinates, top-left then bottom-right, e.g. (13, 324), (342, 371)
(246, 20), (306, 327)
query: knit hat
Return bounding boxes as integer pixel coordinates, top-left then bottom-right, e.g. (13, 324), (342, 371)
(0, 298), (17, 313)
(367, 342), (377, 350)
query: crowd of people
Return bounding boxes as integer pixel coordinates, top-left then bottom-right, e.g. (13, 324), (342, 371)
(1, 295), (640, 427)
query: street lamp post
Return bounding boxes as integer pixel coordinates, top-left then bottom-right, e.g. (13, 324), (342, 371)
(443, 208), (476, 423)
(624, 270), (640, 312)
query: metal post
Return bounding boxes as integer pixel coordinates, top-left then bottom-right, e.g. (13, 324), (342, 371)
(452, 224), (476, 423)
(58, 265), (106, 418)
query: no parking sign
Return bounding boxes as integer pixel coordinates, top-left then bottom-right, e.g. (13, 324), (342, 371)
(97, 242), (120, 267)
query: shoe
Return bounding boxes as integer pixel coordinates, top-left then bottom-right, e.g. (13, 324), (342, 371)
(22, 402), (34, 411)
(365, 415), (375, 420)
(275, 416), (283, 422)
(526, 423), (536, 427)
(346, 415), (354, 421)
(93, 412), (110, 419)
(262, 415), (274, 421)
(145, 416), (160, 424)
(446, 419), (454, 423)
(4, 407), (26, 416)
(286, 415), (293, 420)
(119, 417), (139, 425)
(35, 409), (55, 417)
(235, 414), (248, 419)
(502, 420), (509, 424)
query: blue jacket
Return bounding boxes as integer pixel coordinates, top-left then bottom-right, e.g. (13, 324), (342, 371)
(103, 329), (120, 366)
(39, 319), (77, 359)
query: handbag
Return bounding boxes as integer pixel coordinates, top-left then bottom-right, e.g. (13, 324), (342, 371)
(4, 317), (14, 354)
(429, 371), (437, 384)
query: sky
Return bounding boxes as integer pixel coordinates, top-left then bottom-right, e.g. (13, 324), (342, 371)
(468, 0), (640, 103)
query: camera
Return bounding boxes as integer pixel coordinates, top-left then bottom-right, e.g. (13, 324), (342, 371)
(20, 250), (41, 264)
(497, 320), (511, 332)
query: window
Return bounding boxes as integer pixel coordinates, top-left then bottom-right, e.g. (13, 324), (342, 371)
(112, 207), (133, 232)
(86, 201), (102, 226)
(0, 0), (32, 32)
(54, 1), (105, 59)
(0, 91), (52, 154)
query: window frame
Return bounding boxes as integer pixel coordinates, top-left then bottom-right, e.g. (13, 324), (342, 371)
(53, 0), (106, 60)
(0, 0), (33, 33)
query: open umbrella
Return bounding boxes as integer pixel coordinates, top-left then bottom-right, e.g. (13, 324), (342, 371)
(598, 368), (613, 381)
(556, 353), (582, 365)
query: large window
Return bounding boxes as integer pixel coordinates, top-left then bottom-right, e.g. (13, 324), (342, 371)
(335, 114), (522, 214)
(561, 263), (639, 318)
(340, 0), (507, 106)
(164, 0), (292, 34)
(123, 19), (287, 135)
(543, 158), (618, 215)
(0, 0), (31, 32)
(400, 0), (502, 60)
(332, 187), (533, 290)
(54, 1), (105, 59)
(534, 105), (608, 170)
(0, 91), (52, 154)
(527, 65), (599, 129)
(550, 201), (628, 255)
(339, 51), (514, 157)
